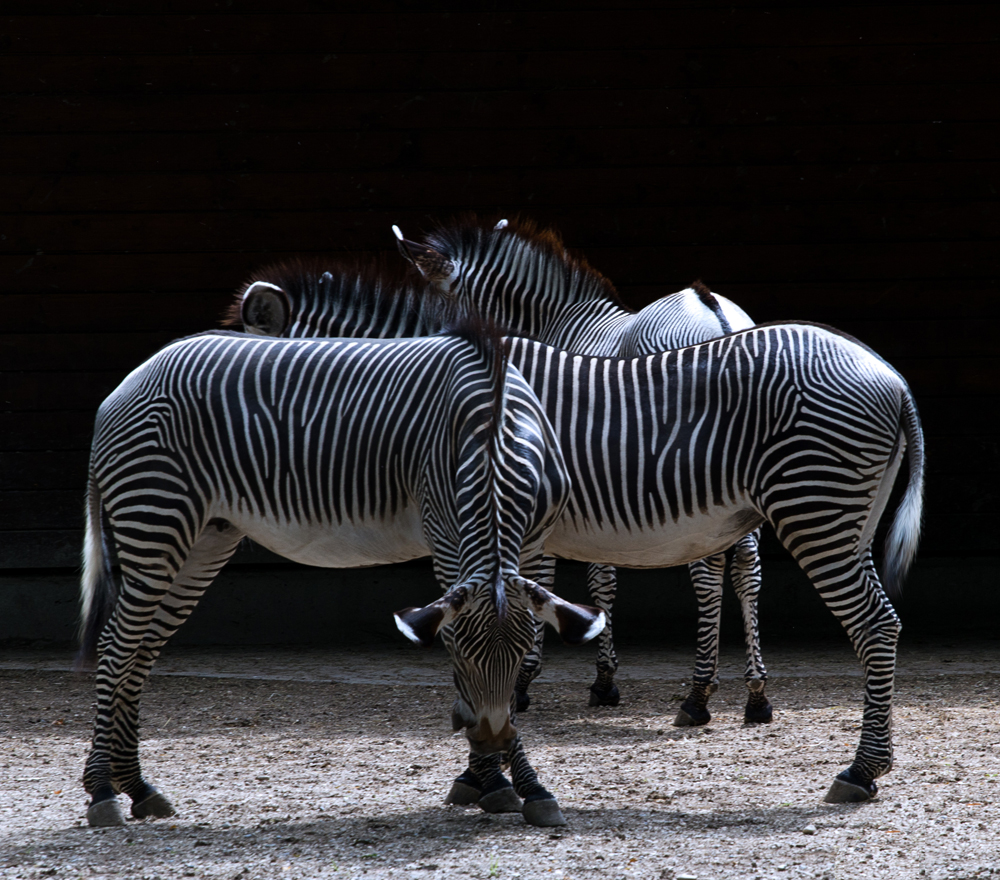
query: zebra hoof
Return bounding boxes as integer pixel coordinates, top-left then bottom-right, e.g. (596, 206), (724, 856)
(824, 770), (878, 804)
(478, 786), (523, 814)
(744, 700), (773, 724)
(131, 789), (176, 820)
(522, 798), (566, 827)
(673, 701), (711, 727)
(515, 689), (531, 713)
(588, 683), (620, 707)
(87, 797), (126, 827)
(445, 781), (482, 806)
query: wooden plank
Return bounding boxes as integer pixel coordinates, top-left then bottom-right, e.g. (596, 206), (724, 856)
(4, 240), (997, 293)
(7, 164), (998, 215)
(2, 1), (971, 14)
(0, 491), (83, 530)
(3, 9), (996, 56)
(7, 202), (1000, 255)
(6, 165), (1000, 217)
(4, 86), (998, 134)
(0, 371), (128, 412)
(6, 43), (998, 95)
(0, 412), (96, 451)
(0, 451), (90, 490)
(0, 332), (176, 371)
(7, 123), (996, 173)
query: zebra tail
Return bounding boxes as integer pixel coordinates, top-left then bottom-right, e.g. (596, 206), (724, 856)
(882, 390), (925, 599)
(75, 472), (118, 671)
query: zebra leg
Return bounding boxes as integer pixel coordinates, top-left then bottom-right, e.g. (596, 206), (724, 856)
(587, 563), (620, 707)
(84, 522), (243, 825)
(675, 553), (726, 726)
(450, 752), (522, 814)
(794, 547), (900, 802)
(514, 555), (556, 712)
(507, 735), (566, 826)
(730, 529), (772, 723)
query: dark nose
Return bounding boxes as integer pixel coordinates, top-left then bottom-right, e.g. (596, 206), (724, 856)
(466, 717), (517, 755)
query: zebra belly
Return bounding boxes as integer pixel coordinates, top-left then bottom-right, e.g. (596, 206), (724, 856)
(222, 508), (429, 568)
(546, 506), (763, 569)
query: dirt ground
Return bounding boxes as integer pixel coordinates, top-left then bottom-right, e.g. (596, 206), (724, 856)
(1, 638), (999, 880)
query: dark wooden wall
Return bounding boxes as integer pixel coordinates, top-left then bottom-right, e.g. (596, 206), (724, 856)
(3, 2), (998, 570)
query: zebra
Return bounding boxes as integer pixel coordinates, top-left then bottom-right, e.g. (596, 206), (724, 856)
(393, 217), (767, 724)
(234, 258), (925, 804)
(77, 308), (604, 828)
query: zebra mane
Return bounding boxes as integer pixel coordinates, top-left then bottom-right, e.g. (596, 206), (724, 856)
(423, 214), (630, 311)
(225, 255), (442, 335)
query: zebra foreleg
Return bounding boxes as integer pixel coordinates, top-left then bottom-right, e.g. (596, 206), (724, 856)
(675, 553), (726, 726)
(730, 529), (772, 723)
(513, 555), (556, 712)
(450, 752), (521, 813)
(506, 736), (566, 826)
(587, 563), (619, 707)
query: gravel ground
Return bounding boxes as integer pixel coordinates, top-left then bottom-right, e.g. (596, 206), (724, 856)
(1, 639), (999, 879)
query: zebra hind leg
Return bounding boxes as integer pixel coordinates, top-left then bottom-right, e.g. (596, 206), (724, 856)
(792, 546), (900, 802)
(84, 522), (244, 825)
(730, 529), (772, 723)
(587, 563), (619, 707)
(674, 553), (726, 726)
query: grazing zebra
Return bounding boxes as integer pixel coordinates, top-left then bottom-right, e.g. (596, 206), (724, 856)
(234, 259), (924, 804)
(392, 218), (766, 723)
(78, 310), (603, 828)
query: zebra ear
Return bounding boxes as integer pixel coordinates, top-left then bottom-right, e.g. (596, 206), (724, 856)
(494, 219), (509, 230)
(394, 586), (469, 647)
(241, 281), (289, 336)
(392, 225), (456, 285)
(515, 578), (606, 646)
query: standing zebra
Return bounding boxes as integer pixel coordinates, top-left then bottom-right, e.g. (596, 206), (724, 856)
(391, 217), (769, 725)
(235, 259), (924, 804)
(78, 309), (603, 828)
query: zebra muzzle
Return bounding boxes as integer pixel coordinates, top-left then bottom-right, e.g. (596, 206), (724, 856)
(465, 716), (516, 756)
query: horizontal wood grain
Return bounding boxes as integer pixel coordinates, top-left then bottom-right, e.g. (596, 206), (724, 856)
(3, 9), (995, 56)
(5, 86), (998, 135)
(6, 124), (994, 174)
(6, 44), (999, 95)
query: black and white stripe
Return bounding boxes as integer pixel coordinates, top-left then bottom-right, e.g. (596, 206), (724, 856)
(395, 217), (766, 723)
(239, 259), (924, 803)
(78, 318), (601, 828)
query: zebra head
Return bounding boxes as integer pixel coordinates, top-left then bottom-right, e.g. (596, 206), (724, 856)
(395, 574), (604, 755)
(392, 225), (460, 294)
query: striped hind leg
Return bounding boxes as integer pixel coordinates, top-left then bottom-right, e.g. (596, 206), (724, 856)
(675, 553), (726, 726)
(785, 537), (900, 801)
(587, 563), (619, 706)
(84, 520), (244, 826)
(730, 529), (772, 723)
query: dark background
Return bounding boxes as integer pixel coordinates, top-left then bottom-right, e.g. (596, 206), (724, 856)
(2, 2), (997, 644)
